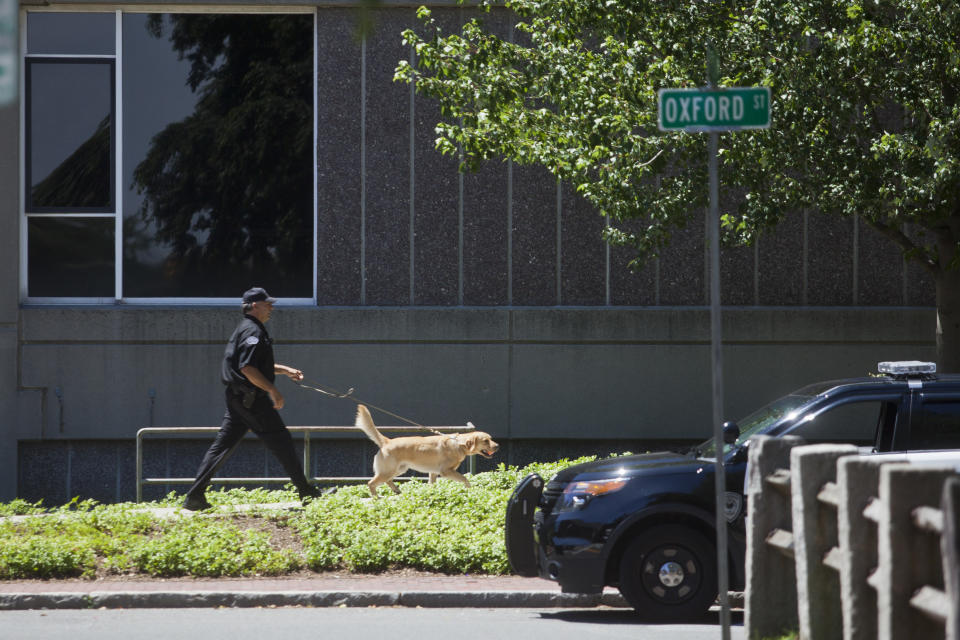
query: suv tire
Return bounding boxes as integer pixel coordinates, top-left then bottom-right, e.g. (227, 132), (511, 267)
(617, 524), (718, 621)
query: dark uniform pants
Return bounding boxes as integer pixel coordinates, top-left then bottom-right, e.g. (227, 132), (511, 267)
(185, 388), (311, 497)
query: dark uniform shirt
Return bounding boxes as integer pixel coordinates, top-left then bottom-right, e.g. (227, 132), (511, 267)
(221, 315), (275, 393)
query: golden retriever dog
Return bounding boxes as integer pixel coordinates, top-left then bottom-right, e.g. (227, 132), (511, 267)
(355, 404), (499, 498)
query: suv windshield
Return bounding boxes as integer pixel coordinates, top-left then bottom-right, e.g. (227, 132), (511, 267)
(696, 391), (821, 459)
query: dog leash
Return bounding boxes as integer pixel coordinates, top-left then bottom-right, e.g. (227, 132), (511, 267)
(294, 377), (455, 437)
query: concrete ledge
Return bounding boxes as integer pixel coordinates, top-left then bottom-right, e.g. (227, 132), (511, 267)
(20, 306), (934, 345)
(0, 590), (628, 610)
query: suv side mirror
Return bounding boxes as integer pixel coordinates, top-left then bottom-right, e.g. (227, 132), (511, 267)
(722, 421), (740, 445)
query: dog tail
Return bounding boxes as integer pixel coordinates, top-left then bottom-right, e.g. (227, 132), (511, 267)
(355, 404), (389, 449)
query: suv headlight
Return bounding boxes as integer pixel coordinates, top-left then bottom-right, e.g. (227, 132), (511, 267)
(554, 478), (628, 512)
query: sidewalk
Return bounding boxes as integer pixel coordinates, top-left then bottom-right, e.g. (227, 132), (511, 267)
(0, 573), (629, 610)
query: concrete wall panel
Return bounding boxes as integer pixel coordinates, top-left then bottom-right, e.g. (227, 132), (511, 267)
(509, 343), (711, 439)
(809, 211), (854, 305)
(363, 8), (415, 305)
(2, 86), (22, 500)
(411, 8), (462, 306)
(512, 164), (558, 305)
(316, 8), (363, 305)
(759, 209), (804, 305)
(560, 182), (605, 306)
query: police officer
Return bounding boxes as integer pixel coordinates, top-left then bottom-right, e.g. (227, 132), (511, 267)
(182, 287), (322, 510)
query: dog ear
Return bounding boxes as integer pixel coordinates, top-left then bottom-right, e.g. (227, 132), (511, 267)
(460, 434), (478, 453)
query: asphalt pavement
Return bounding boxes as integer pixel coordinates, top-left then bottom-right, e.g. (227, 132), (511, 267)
(1, 606), (746, 640)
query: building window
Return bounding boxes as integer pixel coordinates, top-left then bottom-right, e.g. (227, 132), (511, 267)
(28, 217), (115, 297)
(23, 11), (315, 301)
(26, 59), (115, 213)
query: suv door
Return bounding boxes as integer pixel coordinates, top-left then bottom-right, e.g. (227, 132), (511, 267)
(909, 394), (960, 450)
(785, 393), (908, 451)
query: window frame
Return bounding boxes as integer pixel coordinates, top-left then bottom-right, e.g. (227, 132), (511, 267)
(24, 56), (117, 215)
(19, 7), (319, 305)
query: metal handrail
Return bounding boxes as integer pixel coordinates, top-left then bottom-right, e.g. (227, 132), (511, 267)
(135, 425), (477, 502)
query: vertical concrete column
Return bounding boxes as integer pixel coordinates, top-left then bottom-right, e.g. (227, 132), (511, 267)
(837, 455), (890, 640)
(744, 434), (806, 640)
(877, 464), (955, 640)
(790, 444), (857, 640)
(0, 330), (17, 501)
(0, 55), (21, 500)
(943, 477), (960, 640)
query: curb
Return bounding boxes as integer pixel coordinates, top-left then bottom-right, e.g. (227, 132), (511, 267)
(0, 590), (629, 611)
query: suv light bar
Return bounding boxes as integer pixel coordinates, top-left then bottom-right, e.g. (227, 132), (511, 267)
(878, 361), (936, 376)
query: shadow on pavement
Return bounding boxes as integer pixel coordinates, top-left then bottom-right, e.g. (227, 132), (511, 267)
(538, 608), (744, 626)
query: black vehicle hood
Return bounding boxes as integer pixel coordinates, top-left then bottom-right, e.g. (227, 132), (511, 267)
(548, 451), (711, 485)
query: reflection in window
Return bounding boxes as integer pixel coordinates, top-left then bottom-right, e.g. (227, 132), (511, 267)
(789, 402), (883, 446)
(26, 60), (114, 211)
(913, 401), (960, 450)
(26, 12), (115, 56)
(123, 14), (314, 298)
(28, 217), (114, 297)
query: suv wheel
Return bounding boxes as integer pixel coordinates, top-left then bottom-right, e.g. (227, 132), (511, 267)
(617, 524), (718, 621)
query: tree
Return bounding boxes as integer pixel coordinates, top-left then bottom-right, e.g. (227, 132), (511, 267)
(395, 0), (960, 371)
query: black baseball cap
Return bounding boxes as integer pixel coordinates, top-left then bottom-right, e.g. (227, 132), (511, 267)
(242, 287), (277, 304)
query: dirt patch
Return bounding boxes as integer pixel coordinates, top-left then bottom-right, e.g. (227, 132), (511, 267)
(12, 512), (455, 583)
(228, 514), (306, 555)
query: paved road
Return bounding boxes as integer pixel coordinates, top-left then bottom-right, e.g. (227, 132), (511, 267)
(0, 607), (744, 640)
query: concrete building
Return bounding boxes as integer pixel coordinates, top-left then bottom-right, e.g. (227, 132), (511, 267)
(0, 0), (935, 503)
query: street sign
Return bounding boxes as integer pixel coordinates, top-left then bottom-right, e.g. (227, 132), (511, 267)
(0, 0), (15, 106)
(658, 86), (770, 132)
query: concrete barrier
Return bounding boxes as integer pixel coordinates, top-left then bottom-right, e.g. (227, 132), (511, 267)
(944, 477), (960, 640)
(876, 463), (955, 640)
(744, 434), (806, 639)
(791, 444), (858, 640)
(746, 441), (960, 640)
(837, 455), (888, 640)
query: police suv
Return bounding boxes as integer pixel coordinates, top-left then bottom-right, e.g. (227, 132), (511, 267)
(504, 361), (960, 621)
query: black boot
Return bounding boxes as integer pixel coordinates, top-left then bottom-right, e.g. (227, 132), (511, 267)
(183, 492), (213, 511)
(298, 485), (323, 503)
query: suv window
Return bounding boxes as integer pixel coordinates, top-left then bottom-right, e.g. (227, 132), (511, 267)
(788, 400), (888, 447)
(911, 399), (960, 450)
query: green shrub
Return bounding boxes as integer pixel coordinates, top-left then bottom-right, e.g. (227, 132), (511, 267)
(0, 456), (605, 579)
(126, 517), (302, 577)
(293, 457), (597, 574)
(0, 499), (46, 517)
(0, 526), (98, 579)
(154, 486), (301, 509)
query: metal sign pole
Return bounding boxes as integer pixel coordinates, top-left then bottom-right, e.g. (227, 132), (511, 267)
(706, 44), (731, 640)
(709, 127), (731, 640)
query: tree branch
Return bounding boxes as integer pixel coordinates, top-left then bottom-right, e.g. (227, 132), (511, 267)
(861, 216), (939, 274)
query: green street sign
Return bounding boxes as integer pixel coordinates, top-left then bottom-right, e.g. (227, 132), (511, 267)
(0, 0), (15, 106)
(658, 87), (770, 132)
